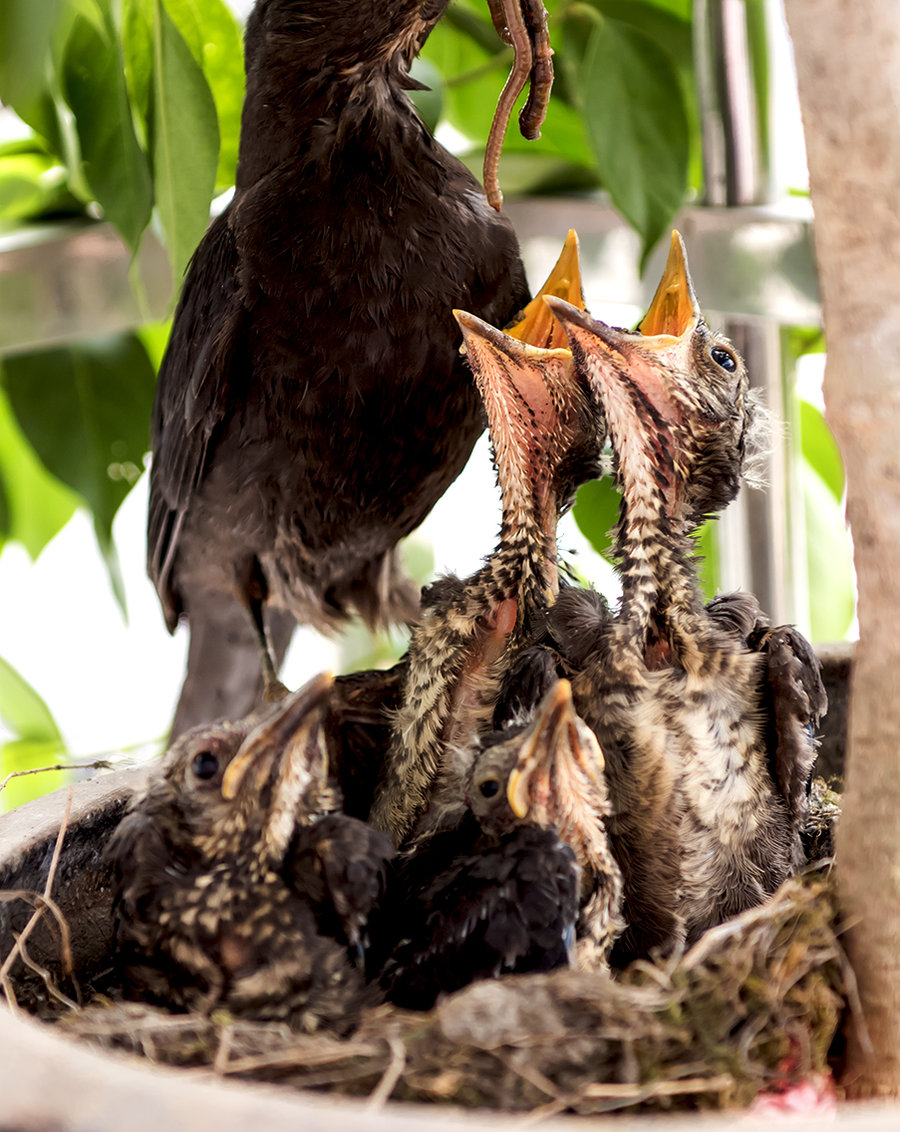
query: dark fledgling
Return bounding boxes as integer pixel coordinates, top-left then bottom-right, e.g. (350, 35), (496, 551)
(149, 0), (531, 736)
(547, 233), (825, 951)
(381, 680), (621, 1010)
(108, 674), (393, 1033)
(369, 235), (604, 848)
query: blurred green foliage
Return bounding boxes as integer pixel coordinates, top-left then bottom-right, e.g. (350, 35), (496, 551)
(0, 656), (67, 812)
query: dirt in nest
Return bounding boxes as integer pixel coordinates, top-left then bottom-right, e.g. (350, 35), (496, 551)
(38, 868), (849, 1117)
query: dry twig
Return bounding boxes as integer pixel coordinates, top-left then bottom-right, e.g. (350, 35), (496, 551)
(0, 789), (75, 1011)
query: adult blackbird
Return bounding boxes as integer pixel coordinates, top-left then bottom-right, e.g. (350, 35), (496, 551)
(547, 233), (825, 950)
(381, 679), (621, 1010)
(108, 673), (393, 1033)
(368, 235), (601, 846)
(149, 0), (531, 736)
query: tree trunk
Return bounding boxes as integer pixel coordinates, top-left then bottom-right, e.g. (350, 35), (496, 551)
(783, 0), (900, 1098)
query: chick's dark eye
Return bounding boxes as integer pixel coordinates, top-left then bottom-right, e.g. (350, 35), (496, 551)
(711, 346), (737, 372)
(479, 778), (500, 799)
(192, 750), (219, 780)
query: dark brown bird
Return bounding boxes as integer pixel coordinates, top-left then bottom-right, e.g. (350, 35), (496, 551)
(547, 232), (825, 948)
(108, 674), (393, 1033)
(149, 0), (531, 736)
(380, 679), (621, 1009)
(368, 235), (603, 847)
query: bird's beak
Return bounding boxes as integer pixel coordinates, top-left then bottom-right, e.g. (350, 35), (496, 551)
(454, 308), (571, 438)
(506, 229), (585, 350)
(544, 231), (706, 437)
(221, 672), (334, 801)
(543, 230), (700, 383)
(638, 230), (701, 339)
(507, 679), (603, 819)
(454, 307), (575, 600)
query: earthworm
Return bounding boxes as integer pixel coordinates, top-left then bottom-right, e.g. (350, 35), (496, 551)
(483, 1), (554, 211)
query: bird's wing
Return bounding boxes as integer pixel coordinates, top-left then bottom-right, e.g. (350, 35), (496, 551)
(147, 209), (245, 628)
(383, 828), (578, 1010)
(285, 813), (394, 952)
(705, 590), (769, 639)
(105, 809), (187, 944)
(753, 624), (828, 822)
(493, 645), (560, 730)
(544, 585), (614, 670)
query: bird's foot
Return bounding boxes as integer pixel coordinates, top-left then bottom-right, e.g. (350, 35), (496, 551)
(263, 677), (290, 703)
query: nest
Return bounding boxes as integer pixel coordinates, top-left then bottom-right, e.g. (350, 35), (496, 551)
(51, 868), (847, 1116)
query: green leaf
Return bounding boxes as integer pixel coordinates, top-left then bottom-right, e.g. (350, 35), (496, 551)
(136, 318), (173, 371)
(0, 739), (69, 812)
(62, 9), (154, 253)
(574, 16), (689, 265)
(122, 0), (154, 137)
(0, 386), (79, 559)
(588, 0), (693, 65)
(2, 335), (156, 608)
(0, 655), (62, 743)
(802, 464), (854, 642)
(170, 0), (245, 191)
(693, 519), (721, 601)
(124, 0), (243, 188)
(0, 470), (9, 541)
(573, 478), (621, 561)
(799, 399), (844, 502)
(0, 151), (72, 224)
(0, 0), (61, 110)
(150, 0), (220, 286)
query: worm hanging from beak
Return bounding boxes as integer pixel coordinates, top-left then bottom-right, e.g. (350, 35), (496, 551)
(484, 0), (554, 211)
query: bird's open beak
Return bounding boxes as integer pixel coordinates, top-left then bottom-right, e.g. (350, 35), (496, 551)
(507, 229), (585, 350)
(454, 309), (571, 437)
(637, 231), (701, 339)
(454, 309), (578, 601)
(544, 235), (704, 443)
(543, 230), (700, 376)
(221, 672), (334, 801)
(507, 679), (604, 819)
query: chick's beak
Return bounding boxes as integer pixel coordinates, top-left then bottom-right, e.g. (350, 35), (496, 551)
(454, 309), (571, 439)
(221, 671), (334, 801)
(507, 679), (597, 819)
(507, 229), (585, 350)
(637, 230), (701, 339)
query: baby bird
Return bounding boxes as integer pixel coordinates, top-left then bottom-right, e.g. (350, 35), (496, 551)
(108, 674), (393, 1033)
(381, 679), (621, 1009)
(547, 232), (825, 948)
(370, 234), (603, 847)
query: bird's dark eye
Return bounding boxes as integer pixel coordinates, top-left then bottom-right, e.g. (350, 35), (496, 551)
(191, 750), (219, 780)
(711, 346), (737, 372)
(479, 778), (500, 798)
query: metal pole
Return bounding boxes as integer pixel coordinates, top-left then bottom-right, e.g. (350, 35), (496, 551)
(694, 0), (803, 629)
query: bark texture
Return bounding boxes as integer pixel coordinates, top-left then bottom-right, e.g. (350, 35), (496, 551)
(784, 0), (900, 1099)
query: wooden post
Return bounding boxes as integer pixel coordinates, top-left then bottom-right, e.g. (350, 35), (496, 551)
(784, 0), (900, 1098)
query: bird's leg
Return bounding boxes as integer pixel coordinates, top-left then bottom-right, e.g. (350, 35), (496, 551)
(237, 558), (289, 703)
(246, 594), (289, 703)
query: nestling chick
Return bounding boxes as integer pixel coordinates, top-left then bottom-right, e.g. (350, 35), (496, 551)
(548, 232), (825, 946)
(108, 674), (393, 1033)
(370, 233), (603, 847)
(381, 680), (620, 1009)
